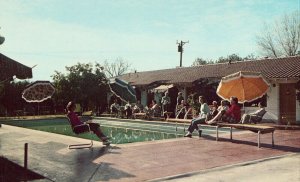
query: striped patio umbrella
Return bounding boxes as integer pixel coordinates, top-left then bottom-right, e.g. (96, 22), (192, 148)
(216, 71), (270, 103)
(109, 78), (136, 103)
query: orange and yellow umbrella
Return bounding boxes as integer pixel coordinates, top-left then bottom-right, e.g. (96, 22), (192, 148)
(216, 71), (270, 103)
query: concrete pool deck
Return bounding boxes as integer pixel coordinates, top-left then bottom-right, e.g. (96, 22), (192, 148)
(0, 124), (299, 181)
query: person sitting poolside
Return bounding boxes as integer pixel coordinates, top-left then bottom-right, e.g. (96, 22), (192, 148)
(207, 100), (230, 121)
(206, 96), (241, 125)
(124, 101), (133, 119)
(132, 100), (144, 114)
(216, 100), (229, 114)
(240, 102), (266, 124)
(145, 100), (161, 118)
(110, 100), (120, 116)
(66, 101), (110, 145)
(176, 92), (184, 112)
(209, 101), (219, 120)
(161, 91), (171, 115)
(175, 100), (189, 119)
(184, 96), (210, 138)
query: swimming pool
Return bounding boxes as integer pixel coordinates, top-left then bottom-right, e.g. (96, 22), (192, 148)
(0, 117), (230, 144)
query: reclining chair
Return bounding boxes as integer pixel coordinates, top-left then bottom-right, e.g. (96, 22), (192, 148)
(249, 110), (267, 124)
(66, 116), (93, 149)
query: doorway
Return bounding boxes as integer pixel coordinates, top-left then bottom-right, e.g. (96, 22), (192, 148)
(279, 83), (296, 124)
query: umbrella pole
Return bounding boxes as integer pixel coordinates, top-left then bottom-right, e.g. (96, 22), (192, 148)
(108, 83), (127, 103)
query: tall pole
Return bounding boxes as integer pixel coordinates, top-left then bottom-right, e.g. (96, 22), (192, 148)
(180, 41), (183, 67)
(24, 143), (28, 180)
(177, 40), (189, 67)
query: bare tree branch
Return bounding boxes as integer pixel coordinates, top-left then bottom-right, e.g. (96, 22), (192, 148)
(103, 58), (131, 78)
(256, 23), (279, 57)
(256, 11), (300, 57)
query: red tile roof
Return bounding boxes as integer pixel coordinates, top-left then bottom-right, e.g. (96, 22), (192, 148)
(119, 56), (300, 86)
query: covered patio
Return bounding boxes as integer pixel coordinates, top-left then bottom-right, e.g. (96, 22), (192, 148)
(0, 53), (32, 82)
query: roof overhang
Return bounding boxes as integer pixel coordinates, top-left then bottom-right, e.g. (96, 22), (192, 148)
(151, 84), (174, 93)
(268, 77), (300, 84)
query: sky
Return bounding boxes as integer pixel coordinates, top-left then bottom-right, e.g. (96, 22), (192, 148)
(0, 0), (299, 81)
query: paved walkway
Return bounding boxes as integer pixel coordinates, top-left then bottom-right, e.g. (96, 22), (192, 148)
(160, 153), (300, 182)
(0, 124), (299, 181)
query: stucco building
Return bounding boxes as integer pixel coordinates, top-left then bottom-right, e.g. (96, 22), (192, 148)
(119, 56), (300, 124)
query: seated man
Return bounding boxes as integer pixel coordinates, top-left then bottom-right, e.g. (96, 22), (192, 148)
(217, 100), (229, 112)
(66, 101), (110, 145)
(240, 102), (266, 124)
(206, 101), (219, 121)
(184, 96), (210, 137)
(145, 100), (161, 118)
(110, 100), (120, 116)
(209, 99), (229, 120)
(132, 100), (144, 113)
(124, 101), (133, 119)
(175, 100), (189, 119)
(161, 91), (171, 114)
(206, 96), (241, 125)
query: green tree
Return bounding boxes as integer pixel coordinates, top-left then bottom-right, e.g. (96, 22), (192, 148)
(0, 80), (29, 116)
(52, 62), (108, 113)
(192, 53), (255, 66)
(191, 58), (214, 66)
(243, 53), (258, 60)
(216, 54), (244, 63)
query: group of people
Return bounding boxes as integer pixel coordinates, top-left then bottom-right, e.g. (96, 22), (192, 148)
(146, 91), (185, 119)
(184, 96), (266, 138)
(110, 99), (145, 119)
(110, 99), (161, 119)
(109, 91), (173, 119)
(66, 94), (266, 145)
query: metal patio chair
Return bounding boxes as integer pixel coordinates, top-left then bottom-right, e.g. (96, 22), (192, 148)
(66, 116), (93, 149)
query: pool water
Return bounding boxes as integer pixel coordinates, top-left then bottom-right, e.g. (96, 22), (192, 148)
(0, 117), (230, 144)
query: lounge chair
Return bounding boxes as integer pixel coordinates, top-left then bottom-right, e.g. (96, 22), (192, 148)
(250, 109), (267, 124)
(241, 110), (267, 124)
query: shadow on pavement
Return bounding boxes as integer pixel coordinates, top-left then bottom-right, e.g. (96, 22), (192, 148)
(202, 135), (300, 152)
(89, 162), (136, 181)
(0, 156), (46, 181)
(73, 145), (136, 181)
